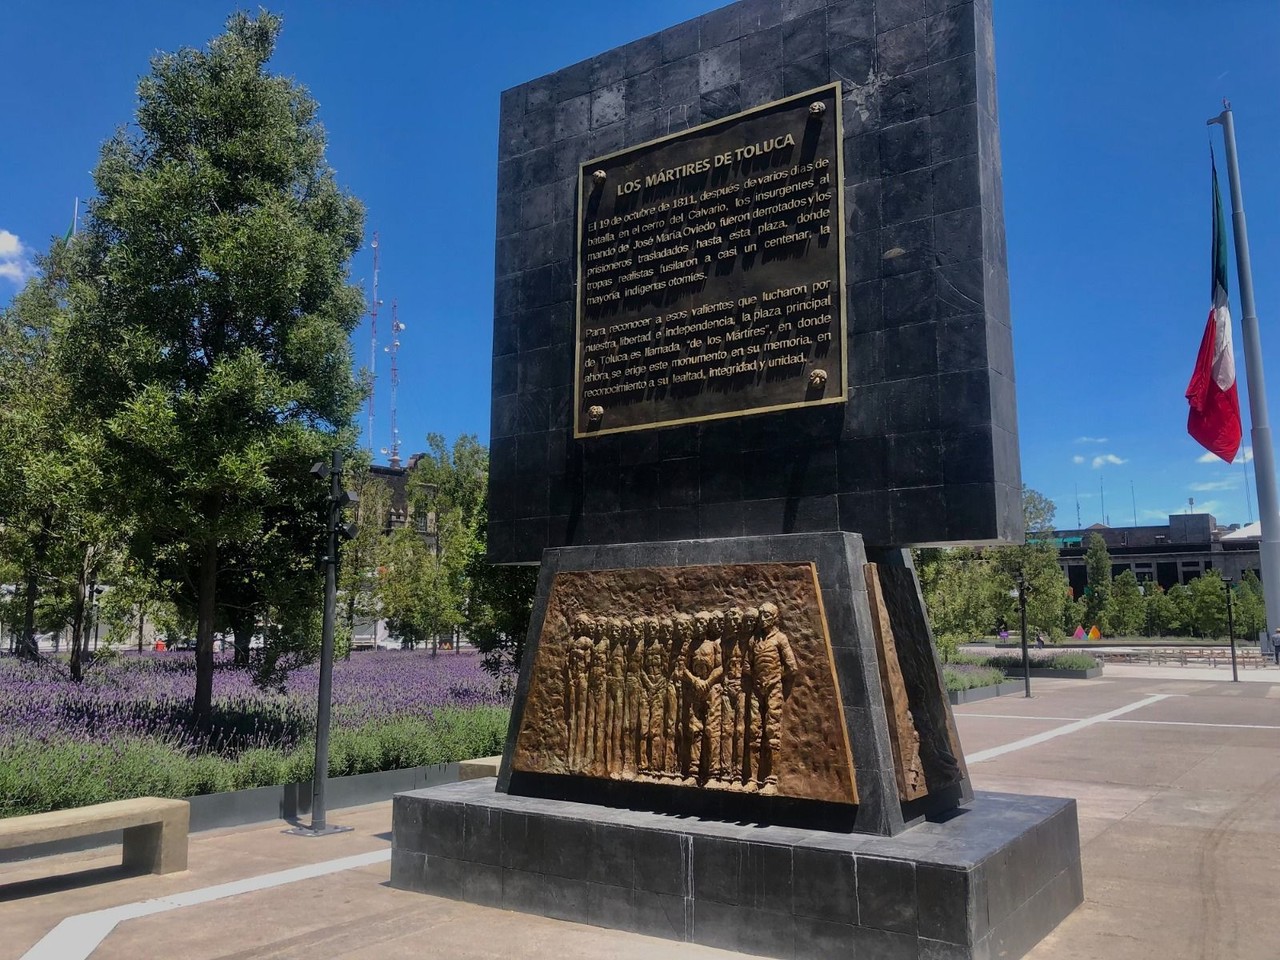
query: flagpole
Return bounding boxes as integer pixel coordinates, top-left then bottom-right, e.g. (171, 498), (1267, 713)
(1210, 102), (1280, 641)
(72, 197), (78, 236)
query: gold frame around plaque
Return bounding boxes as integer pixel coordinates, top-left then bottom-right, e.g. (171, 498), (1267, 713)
(572, 83), (849, 439)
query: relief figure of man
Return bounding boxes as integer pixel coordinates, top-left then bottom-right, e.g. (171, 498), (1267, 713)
(586, 613), (610, 776)
(664, 613), (693, 779)
(565, 613), (594, 773)
(683, 610), (724, 786)
(747, 601), (797, 795)
(640, 616), (668, 777)
(719, 607), (749, 786)
(622, 616), (646, 779)
(604, 617), (627, 777)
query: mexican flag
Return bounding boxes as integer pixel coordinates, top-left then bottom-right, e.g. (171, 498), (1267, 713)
(1185, 154), (1242, 463)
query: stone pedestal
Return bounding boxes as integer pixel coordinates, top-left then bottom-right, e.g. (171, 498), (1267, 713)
(391, 779), (1083, 960)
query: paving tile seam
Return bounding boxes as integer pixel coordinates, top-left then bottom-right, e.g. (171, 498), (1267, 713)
(966, 695), (1172, 763)
(20, 849), (392, 960)
(960, 713), (1280, 731)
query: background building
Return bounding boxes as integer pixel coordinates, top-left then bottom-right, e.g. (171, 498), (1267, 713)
(1048, 514), (1261, 597)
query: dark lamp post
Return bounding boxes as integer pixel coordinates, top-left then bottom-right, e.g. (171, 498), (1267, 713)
(288, 450), (358, 838)
(1013, 574), (1031, 698)
(1223, 576), (1239, 683)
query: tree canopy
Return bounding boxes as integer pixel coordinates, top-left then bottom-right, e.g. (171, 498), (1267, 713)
(45, 10), (365, 722)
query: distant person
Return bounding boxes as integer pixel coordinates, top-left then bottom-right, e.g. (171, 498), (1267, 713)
(1273, 627), (1280, 665)
(1036, 631), (1046, 649)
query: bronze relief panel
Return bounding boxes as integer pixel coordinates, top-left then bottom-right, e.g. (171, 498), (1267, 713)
(512, 562), (857, 805)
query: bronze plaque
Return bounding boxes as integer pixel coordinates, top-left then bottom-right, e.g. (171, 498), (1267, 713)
(511, 562), (857, 805)
(574, 84), (847, 437)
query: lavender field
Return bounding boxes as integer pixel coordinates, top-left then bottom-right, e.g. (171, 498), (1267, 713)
(0, 651), (511, 817)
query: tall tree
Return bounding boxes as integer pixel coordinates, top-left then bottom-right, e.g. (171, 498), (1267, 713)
(989, 487), (1071, 640)
(1106, 569), (1146, 637)
(52, 11), (364, 723)
(1082, 532), (1113, 632)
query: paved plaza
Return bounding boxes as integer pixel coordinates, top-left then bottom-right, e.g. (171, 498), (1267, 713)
(4, 666), (1279, 960)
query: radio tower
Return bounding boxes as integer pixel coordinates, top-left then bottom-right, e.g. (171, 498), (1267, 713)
(366, 233), (381, 452)
(382, 300), (405, 469)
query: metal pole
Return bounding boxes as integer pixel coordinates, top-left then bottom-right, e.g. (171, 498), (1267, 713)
(313, 450), (340, 831)
(1225, 578), (1238, 682)
(288, 450), (351, 837)
(1211, 104), (1280, 642)
(1019, 576), (1031, 698)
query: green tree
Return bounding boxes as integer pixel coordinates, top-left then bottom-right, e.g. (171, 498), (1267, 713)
(1166, 583), (1195, 636)
(463, 498), (538, 684)
(1186, 573), (1229, 638)
(338, 462), (391, 652)
(1144, 584), (1178, 636)
(1233, 570), (1267, 640)
(1106, 569), (1146, 637)
(0, 266), (123, 676)
(1082, 533), (1112, 633)
(988, 487), (1071, 641)
(51, 11), (364, 722)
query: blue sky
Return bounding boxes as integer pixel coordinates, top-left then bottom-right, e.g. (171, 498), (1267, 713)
(3, 1), (1279, 530)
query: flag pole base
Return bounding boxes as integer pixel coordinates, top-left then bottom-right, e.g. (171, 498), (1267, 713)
(284, 823), (354, 838)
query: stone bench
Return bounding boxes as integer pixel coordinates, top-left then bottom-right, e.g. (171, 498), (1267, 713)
(0, 797), (189, 874)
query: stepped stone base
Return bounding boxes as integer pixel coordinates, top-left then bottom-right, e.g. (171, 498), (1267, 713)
(390, 779), (1082, 960)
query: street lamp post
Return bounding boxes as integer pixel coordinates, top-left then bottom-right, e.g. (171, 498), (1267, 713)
(287, 450), (358, 838)
(1017, 573), (1031, 698)
(1224, 576), (1239, 683)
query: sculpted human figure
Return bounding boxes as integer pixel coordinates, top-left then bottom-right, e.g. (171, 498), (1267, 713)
(639, 616), (668, 776)
(664, 613), (693, 779)
(747, 601), (797, 795)
(586, 612), (610, 775)
(621, 616), (646, 779)
(565, 613), (594, 773)
(605, 617), (627, 777)
(719, 607), (749, 786)
(683, 609), (724, 785)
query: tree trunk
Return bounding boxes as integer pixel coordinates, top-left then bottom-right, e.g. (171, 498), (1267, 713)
(231, 608), (253, 667)
(194, 540), (218, 729)
(19, 564), (39, 661)
(138, 606), (146, 654)
(69, 575), (87, 682)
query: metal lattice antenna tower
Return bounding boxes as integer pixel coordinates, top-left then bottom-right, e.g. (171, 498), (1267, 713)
(366, 233), (381, 452)
(383, 300), (404, 469)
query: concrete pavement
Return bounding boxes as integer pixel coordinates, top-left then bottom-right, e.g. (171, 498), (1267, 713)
(4, 670), (1280, 959)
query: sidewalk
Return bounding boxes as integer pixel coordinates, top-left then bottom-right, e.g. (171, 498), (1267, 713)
(5, 674), (1280, 959)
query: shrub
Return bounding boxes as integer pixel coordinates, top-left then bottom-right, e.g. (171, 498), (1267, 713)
(943, 665), (1005, 692)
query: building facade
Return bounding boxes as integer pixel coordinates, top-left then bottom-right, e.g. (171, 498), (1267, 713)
(1048, 514), (1260, 597)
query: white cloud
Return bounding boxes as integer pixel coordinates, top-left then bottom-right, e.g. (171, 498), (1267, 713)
(1075, 436), (1109, 444)
(1197, 447), (1252, 464)
(1072, 455), (1085, 464)
(1092, 453), (1127, 468)
(0, 229), (33, 286)
(1190, 478), (1239, 493)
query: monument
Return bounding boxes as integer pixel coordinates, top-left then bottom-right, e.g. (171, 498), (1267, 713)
(392, 1), (1081, 957)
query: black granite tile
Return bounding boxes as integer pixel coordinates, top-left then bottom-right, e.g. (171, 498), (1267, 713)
(784, 52), (829, 96)
(882, 268), (936, 328)
(390, 848), (425, 891)
(586, 880), (637, 929)
(879, 217), (934, 278)
(893, 485), (948, 544)
(782, 0), (826, 21)
(694, 899), (795, 957)
(463, 799), (504, 866)
(632, 888), (690, 940)
(741, 22), (782, 66)
(880, 118), (932, 176)
(916, 863), (971, 944)
(700, 42), (741, 93)
(878, 19), (929, 75)
(663, 18), (700, 62)
(740, 0), (783, 31)
(877, 0), (927, 33)
(659, 56), (701, 103)
(928, 3), (975, 64)
(882, 321), (938, 380)
(634, 829), (689, 896)
(740, 68), (785, 107)
(586, 822), (636, 887)
(792, 846), (857, 921)
(881, 67), (930, 128)
(504, 867), (590, 922)
(701, 84), (743, 122)
(692, 835), (742, 905)
(856, 855), (918, 934)
(852, 924), (920, 959)
(828, 0), (875, 46)
(935, 207), (982, 264)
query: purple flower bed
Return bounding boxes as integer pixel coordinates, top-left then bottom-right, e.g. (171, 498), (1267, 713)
(0, 650), (507, 756)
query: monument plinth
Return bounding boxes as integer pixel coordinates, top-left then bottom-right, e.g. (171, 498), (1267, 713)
(392, 1), (1081, 957)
